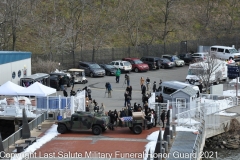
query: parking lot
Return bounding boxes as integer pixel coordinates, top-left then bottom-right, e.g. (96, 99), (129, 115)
(57, 66), (189, 111)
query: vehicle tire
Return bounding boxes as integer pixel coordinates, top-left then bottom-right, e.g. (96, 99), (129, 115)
(162, 65), (165, 69)
(57, 124), (67, 134)
(129, 127), (133, 131)
(92, 125), (102, 135)
(134, 68), (139, 73)
(107, 71), (110, 76)
(133, 125), (142, 134)
(90, 72), (94, 78)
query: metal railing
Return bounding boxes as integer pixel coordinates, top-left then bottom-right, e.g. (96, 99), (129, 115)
(2, 111), (47, 152)
(191, 107), (205, 160)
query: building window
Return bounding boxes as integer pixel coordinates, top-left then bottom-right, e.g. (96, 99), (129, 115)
(176, 98), (186, 108)
(18, 70), (21, 77)
(12, 71), (16, 79)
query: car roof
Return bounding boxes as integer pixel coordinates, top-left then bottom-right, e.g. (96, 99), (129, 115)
(211, 45), (235, 49)
(50, 72), (66, 76)
(79, 61), (97, 64)
(111, 60), (129, 63)
(68, 68), (85, 72)
(162, 81), (191, 90)
(162, 54), (173, 57)
(122, 58), (140, 60)
(141, 56), (160, 58)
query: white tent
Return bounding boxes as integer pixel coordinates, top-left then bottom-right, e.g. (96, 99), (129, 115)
(17, 82), (56, 96)
(0, 81), (25, 95)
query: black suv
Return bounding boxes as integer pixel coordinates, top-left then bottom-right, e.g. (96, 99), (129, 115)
(140, 56), (161, 70)
(178, 53), (193, 64)
(49, 73), (71, 91)
(79, 61), (105, 77)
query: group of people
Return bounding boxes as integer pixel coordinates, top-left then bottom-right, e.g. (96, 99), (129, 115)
(140, 77), (162, 93)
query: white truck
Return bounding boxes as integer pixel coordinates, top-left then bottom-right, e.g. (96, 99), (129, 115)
(186, 59), (228, 86)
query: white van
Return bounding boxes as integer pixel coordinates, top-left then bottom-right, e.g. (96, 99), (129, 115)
(157, 81), (199, 102)
(210, 45), (240, 61)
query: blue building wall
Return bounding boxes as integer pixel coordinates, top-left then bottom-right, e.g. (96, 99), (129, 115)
(0, 51), (32, 65)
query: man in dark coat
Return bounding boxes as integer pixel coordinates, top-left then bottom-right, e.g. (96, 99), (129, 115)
(59, 76), (64, 91)
(141, 84), (146, 95)
(152, 81), (156, 92)
(159, 93), (164, 103)
(166, 109), (170, 125)
(160, 110), (166, 128)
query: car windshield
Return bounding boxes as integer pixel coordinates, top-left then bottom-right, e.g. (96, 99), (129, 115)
(89, 64), (101, 68)
(173, 56), (179, 60)
(229, 49), (239, 54)
(105, 65), (116, 69)
(124, 62), (131, 66)
(133, 60), (143, 64)
(163, 59), (170, 62)
(192, 54), (201, 57)
(188, 69), (204, 75)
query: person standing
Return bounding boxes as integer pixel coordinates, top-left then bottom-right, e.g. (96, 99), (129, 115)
(63, 87), (68, 97)
(153, 81), (156, 92)
(142, 84), (146, 95)
(124, 91), (130, 107)
(146, 77), (150, 91)
(70, 74), (75, 88)
(159, 93), (164, 103)
(157, 79), (162, 91)
(140, 77), (145, 89)
(107, 82), (112, 98)
(115, 68), (121, 83)
(161, 110), (166, 128)
(129, 86), (132, 98)
(126, 74), (130, 86)
(59, 76), (64, 91)
(99, 103), (105, 114)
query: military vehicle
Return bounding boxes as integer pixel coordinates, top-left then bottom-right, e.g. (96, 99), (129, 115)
(56, 111), (110, 135)
(113, 111), (154, 134)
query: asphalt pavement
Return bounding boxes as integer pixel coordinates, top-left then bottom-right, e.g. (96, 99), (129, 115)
(55, 66), (189, 111)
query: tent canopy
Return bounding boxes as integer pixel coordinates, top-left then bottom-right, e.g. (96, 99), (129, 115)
(17, 82), (56, 96)
(0, 81), (25, 95)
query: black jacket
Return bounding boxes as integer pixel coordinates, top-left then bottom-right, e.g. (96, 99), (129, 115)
(63, 90), (68, 97)
(161, 111), (166, 121)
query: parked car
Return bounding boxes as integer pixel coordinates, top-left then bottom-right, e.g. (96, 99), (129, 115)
(162, 55), (185, 67)
(79, 61), (105, 77)
(49, 72), (71, 91)
(178, 53), (194, 64)
(159, 58), (175, 69)
(109, 60), (132, 73)
(140, 56), (161, 70)
(191, 52), (208, 62)
(122, 58), (149, 72)
(99, 64), (117, 76)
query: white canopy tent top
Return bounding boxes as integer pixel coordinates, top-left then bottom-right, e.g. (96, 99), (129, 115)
(17, 82), (56, 96)
(0, 81), (25, 95)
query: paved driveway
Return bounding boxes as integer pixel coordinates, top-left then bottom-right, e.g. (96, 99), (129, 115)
(56, 66), (189, 111)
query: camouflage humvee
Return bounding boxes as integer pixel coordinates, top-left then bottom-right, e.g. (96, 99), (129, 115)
(56, 111), (110, 135)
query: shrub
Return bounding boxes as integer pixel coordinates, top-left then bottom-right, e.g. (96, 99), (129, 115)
(31, 57), (60, 74)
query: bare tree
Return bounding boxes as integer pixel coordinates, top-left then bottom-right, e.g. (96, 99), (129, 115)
(188, 55), (224, 92)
